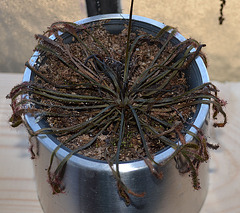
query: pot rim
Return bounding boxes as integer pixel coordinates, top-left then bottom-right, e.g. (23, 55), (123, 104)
(24, 14), (209, 172)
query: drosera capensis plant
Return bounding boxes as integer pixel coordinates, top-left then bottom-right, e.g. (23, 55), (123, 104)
(7, 0), (227, 206)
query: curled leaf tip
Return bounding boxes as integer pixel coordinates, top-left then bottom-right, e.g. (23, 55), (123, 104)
(220, 99), (228, 106)
(9, 114), (23, 127)
(48, 172), (65, 194)
(206, 142), (220, 150)
(28, 144), (36, 159)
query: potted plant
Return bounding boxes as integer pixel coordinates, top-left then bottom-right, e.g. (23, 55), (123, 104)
(7, 1), (227, 212)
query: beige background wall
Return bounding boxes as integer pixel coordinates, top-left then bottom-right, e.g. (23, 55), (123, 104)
(0, 0), (87, 75)
(0, 0), (238, 81)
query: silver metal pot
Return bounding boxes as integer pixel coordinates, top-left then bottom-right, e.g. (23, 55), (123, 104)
(24, 14), (210, 213)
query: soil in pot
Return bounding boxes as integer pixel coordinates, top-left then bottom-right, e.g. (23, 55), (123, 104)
(31, 20), (197, 162)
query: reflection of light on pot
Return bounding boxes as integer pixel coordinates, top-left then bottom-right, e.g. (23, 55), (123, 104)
(24, 14), (210, 213)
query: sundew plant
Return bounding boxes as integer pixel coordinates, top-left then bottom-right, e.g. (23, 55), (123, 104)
(7, 0), (227, 205)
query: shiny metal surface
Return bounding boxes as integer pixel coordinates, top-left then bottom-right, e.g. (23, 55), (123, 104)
(24, 14), (210, 213)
